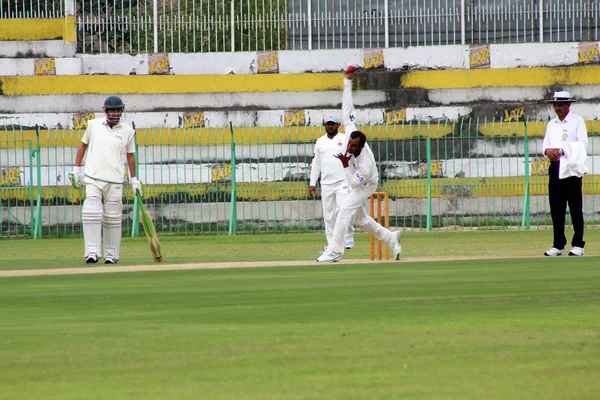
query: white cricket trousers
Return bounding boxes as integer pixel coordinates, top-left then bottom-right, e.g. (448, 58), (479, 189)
(328, 181), (392, 255)
(85, 180), (123, 202)
(321, 181), (354, 246)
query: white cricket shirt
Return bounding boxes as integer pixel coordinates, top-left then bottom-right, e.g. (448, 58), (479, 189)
(344, 143), (378, 189)
(81, 118), (136, 183)
(341, 77), (379, 188)
(542, 111), (588, 155)
(309, 133), (349, 186)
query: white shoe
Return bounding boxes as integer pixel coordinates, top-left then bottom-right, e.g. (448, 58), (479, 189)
(345, 240), (355, 249)
(544, 247), (565, 256)
(104, 254), (118, 264)
(317, 250), (341, 263)
(387, 231), (401, 260)
(568, 246), (584, 256)
(85, 253), (98, 264)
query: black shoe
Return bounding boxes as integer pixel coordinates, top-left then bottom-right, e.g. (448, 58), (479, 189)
(86, 253), (99, 264)
(104, 255), (118, 265)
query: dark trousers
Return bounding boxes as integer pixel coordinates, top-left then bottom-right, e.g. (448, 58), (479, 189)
(548, 161), (585, 249)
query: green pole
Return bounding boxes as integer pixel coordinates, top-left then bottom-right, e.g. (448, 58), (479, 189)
(28, 139), (35, 237)
(521, 117), (531, 230)
(33, 125), (42, 238)
(426, 137), (432, 231)
(228, 121), (237, 235)
(131, 121), (140, 237)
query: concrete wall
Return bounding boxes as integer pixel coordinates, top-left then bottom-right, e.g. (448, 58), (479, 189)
(5, 136), (600, 188)
(3, 104), (600, 129)
(4, 195), (600, 229)
(1, 44), (599, 129)
(5, 154), (600, 187)
(0, 17), (76, 42)
(1, 42), (597, 76)
(1, 70), (600, 129)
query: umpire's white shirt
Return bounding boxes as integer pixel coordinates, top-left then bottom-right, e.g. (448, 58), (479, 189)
(309, 133), (348, 186)
(81, 118), (136, 183)
(542, 111), (588, 155)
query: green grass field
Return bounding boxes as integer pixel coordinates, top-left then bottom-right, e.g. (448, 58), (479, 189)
(1, 230), (599, 399)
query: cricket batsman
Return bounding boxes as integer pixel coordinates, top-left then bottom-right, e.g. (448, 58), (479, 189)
(69, 96), (143, 264)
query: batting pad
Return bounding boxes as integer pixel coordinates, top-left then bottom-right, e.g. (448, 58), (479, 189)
(103, 200), (123, 260)
(82, 197), (103, 257)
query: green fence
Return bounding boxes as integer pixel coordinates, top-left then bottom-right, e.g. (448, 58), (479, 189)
(1, 118), (598, 239)
(0, 126), (43, 238)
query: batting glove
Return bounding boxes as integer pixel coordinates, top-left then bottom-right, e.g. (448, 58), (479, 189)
(68, 166), (84, 189)
(131, 177), (143, 197)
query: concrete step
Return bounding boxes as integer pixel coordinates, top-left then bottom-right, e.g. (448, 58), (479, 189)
(0, 89), (598, 116)
(0, 40), (76, 58)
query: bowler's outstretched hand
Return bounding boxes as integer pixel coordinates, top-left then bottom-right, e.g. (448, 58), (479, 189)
(334, 152), (351, 168)
(345, 65), (356, 80)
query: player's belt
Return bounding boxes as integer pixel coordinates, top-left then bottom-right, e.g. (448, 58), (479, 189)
(84, 174), (124, 185)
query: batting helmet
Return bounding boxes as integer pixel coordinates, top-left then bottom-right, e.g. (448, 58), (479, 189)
(103, 96), (125, 125)
(103, 96), (125, 110)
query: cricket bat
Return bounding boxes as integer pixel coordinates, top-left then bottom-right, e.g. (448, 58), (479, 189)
(136, 192), (163, 262)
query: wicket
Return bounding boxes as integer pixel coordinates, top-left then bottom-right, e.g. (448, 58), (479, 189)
(369, 192), (389, 260)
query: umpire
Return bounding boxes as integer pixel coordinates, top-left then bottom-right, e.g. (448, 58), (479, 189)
(542, 91), (588, 257)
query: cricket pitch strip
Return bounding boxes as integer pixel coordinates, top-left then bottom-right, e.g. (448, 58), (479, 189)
(0, 255), (533, 278)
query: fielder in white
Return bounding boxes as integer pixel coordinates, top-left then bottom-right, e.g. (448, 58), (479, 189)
(309, 114), (355, 250)
(317, 67), (401, 263)
(69, 96), (143, 264)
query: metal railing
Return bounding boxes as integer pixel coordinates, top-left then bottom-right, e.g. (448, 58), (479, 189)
(1, 0), (599, 53)
(1, 117), (599, 238)
(0, 0), (64, 17)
